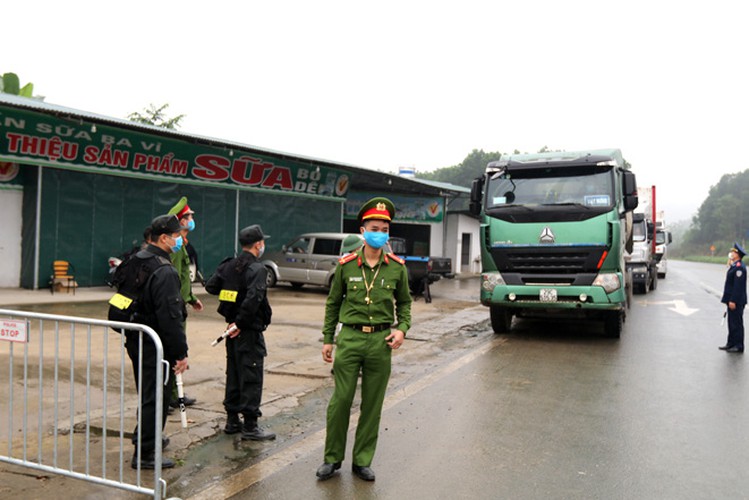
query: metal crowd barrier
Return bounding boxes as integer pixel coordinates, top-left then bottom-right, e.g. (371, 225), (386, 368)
(0, 308), (170, 499)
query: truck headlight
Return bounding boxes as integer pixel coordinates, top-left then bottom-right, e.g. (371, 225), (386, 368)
(592, 273), (621, 294)
(481, 272), (505, 293)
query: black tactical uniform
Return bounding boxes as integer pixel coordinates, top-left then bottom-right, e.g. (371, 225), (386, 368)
(205, 224), (274, 440)
(110, 214), (188, 469)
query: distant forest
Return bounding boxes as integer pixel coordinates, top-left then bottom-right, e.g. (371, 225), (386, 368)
(417, 149), (749, 257)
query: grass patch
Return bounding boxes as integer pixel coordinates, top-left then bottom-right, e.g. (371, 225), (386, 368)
(678, 255), (728, 264)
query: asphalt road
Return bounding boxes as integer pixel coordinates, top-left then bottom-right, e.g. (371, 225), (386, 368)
(203, 260), (749, 500)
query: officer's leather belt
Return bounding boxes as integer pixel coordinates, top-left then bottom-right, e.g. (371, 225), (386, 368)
(345, 323), (391, 333)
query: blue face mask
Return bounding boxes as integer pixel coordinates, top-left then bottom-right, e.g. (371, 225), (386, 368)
(170, 235), (184, 253)
(363, 231), (389, 249)
(185, 219), (196, 232)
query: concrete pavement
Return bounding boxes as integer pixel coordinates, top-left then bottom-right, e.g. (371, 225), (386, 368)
(0, 276), (487, 498)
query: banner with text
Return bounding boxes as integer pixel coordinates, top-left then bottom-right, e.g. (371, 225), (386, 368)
(0, 105), (350, 198)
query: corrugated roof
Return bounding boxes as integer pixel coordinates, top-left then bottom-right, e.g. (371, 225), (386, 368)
(0, 94), (465, 197)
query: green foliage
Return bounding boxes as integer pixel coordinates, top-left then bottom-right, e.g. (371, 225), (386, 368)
(680, 169), (749, 256)
(417, 146), (570, 188)
(417, 149), (503, 187)
(1, 72), (34, 97)
(127, 103), (185, 129)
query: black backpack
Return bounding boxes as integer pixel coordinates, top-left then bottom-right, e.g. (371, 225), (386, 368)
(107, 251), (171, 334)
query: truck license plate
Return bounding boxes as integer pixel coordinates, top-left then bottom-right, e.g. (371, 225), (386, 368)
(540, 289), (557, 302)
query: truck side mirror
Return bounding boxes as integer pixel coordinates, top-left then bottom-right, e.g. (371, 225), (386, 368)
(622, 171), (638, 211)
(668, 232), (673, 244)
(469, 177), (484, 216)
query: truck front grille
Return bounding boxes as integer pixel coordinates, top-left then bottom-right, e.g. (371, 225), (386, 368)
(491, 245), (607, 286)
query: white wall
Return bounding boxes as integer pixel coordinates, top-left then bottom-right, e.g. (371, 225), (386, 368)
(0, 189), (23, 287)
(430, 220), (446, 258)
(445, 213), (481, 275)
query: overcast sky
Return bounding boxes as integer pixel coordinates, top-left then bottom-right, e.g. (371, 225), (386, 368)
(4, 1), (748, 222)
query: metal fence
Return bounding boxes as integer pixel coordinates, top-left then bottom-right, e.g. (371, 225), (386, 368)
(0, 308), (169, 499)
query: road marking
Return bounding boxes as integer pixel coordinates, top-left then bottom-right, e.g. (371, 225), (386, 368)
(638, 299), (699, 316)
(187, 336), (505, 500)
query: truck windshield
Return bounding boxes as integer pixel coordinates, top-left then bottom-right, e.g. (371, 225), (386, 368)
(486, 168), (614, 210)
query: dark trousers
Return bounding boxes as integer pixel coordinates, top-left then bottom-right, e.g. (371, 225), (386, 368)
(125, 333), (173, 454)
(727, 305), (746, 350)
(224, 330), (265, 421)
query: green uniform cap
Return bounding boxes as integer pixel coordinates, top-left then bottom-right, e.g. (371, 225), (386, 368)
(168, 196), (194, 219)
(357, 197), (395, 223)
(341, 234), (363, 254)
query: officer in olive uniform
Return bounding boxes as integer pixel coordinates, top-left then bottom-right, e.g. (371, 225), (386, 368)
(121, 214), (189, 470)
(167, 197), (202, 408)
(316, 197), (412, 482)
(168, 197), (204, 312)
(719, 242), (747, 353)
(205, 225), (275, 441)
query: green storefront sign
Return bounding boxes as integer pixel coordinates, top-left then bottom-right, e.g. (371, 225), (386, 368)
(0, 105), (350, 198)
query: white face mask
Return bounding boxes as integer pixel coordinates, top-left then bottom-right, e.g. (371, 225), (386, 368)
(257, 244), (265, 258)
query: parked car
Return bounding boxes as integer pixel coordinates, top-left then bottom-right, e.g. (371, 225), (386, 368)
(263, 232), (362, 288)
(388, 237), (453, 302)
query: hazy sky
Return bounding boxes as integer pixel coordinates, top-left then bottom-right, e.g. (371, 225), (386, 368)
(4, 1), (748, 222)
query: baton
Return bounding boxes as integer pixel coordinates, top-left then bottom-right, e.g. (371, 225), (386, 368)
(721, 311), (727, 326)
(211, 325), (238, 346)
(175, 373), (188, 428)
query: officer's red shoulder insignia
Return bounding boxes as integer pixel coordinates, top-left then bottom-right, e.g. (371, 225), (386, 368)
(338, 253), (358, 265)
(387, 253), (405, 265)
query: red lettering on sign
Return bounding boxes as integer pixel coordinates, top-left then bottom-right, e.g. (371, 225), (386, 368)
(193, 154), (230, 181)
(261, 167), (293, 190)
(230, 156), (273, 186)
(5, 132), (79, 162)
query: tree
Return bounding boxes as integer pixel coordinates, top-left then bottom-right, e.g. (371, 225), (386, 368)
(1, 72), (37, 98)
(417, 149), (503, 187)
(683, 169), (749, 254)
(127, 103), (185, 129)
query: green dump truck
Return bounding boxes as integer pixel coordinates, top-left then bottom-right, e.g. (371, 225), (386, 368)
(469, 149), (639, 337)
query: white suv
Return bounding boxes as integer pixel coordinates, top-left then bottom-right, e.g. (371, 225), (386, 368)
(263, 232), (362, 288)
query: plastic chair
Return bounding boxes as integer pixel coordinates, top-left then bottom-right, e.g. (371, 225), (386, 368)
(50, 260), (77, 294)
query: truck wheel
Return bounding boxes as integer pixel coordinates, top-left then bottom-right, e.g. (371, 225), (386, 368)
(604, 312), (623, 338)
(265, 267), (277, 288)
(490, 306), (513, 334)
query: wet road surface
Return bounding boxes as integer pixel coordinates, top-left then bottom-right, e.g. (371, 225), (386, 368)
(197, 261), (749, 499)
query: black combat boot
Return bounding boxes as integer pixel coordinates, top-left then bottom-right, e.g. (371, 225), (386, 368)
(241, 416), (276, 441)
(224, 413), (242, 434)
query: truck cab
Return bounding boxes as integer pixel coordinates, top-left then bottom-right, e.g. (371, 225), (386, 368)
(655, 229), (672, 278)
(469, 149), (638, 337)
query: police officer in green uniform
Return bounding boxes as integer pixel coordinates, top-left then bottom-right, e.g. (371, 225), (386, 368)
(316, 197), (412, 482)
(167, 196), (202, 408)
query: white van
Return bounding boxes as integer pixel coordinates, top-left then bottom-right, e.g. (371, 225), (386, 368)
(263, 232), (362, 288)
